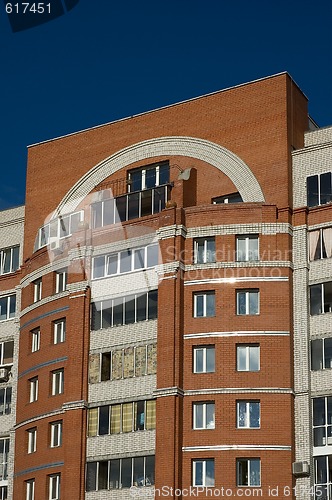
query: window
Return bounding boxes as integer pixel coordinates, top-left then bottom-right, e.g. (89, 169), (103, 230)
(128, 162), (169, 192)
(0, 387), (12, 415)
(27, 428), (37, 454)
(310, 282), (332, 315)
(193, 346), (215, 373)
(35, 210), (83, 251)
(192, 459), (214, 487)
(0, 341), (14, 366)
(307, 172), (332, 207)
(53, 319), (66, 344)
(193, 402), (215, 429)
(237, 458), (261, 486)
(309, 228), (332, 260)
(33, 279), (42, 303)
(51, 369), (64, 395)
(0, 295), (16, 321)
(25, 479), (35, 500)
(193, 291), (215, 317)
(0, 245), (19, 275)
(29, 377), (38, 402)
(0, 486), (7, 500)
(313, 397), (332, 447)
(55, 270), (67, 293)
(236, 290), (259, 315)
(92, 244), (158, 279)
(237, 345), (260, 372)
(91, 290), (158, 330)
(86, 456), (155, 491)
(236, 235), (259, 262)
(213, 192), (243, 204)
(314, 455), (332, 499)
(50, 421), (62, 448)
(311, 338), (332, 371)
(31, 329), (40, 353)
(237, 401), (260, 428)
(0, 438), (9, 481)
(87, 400), (156, 437)
(194, 238), (215, 264)
(49, 474), (61, 500)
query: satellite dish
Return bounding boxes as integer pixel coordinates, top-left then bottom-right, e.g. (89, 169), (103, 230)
(178, 168), (192, 181)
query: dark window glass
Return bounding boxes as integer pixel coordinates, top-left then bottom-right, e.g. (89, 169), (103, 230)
(107, 255), (118, 275)
(113, 298), (123, 326)
(99, 406), (110, 435)
(86, 462), (97, 492)
(109, 459), (120, 489)
(101, 353), (111, 381)
(93, 256), (105, 279)
(320, 172), (332, 205)
(159, 163), (170, 185)
(91, 303), (101, 330)
(148, 290), (158, 319)
(102, 300), (112, 328)
(134, 248), (145, 269)
(136, 294), (147, 322)
(120, 250), (132, 273)
(130, 171), (142, 192)
(128, 192), (140, 220)
(133, 457), (145, 487)
(141, 190), (152, 217)
(116, 196), (127, 222)
(98, 461), (108, 490)
(121, 458), (132, 488)
(125, 295), (136, 324)
(153, 186), (166, 214)
(145, 168), (156, 189)
(135, 401), (145, 431)
(307, 175), (318, 207)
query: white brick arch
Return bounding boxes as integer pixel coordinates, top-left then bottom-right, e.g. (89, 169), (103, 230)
(54, 136), (265, 216)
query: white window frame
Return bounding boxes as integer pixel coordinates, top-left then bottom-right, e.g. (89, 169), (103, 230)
(31, 329), (40, 353)
(237, 401), (260, 429)
(27, 428), (37, 454)
(0, 340), (14, 366)
(50, 421), (62, 448)
(29, 377), (38, 403)
(236, 290), (259, 315)
(237, 345), (260, 372)
(0, 437), (9, 482)
(0, 245), (19, 275)
(49, 474), (61, 500)
(193, 346), (215, 374)
(192, 459), (215, 487)
(237, 458), (261, 487)
(0, 386), (12, 416)
(26, 479), (35, 500)
(52, 369), (64, 396)
(193, 402), (215, 429)
(194, 238), (216, 264)
(55, 270), (67, 293)
(193, 291), (215, 318)
(0, 295), (16, 321)
(236, 235), (259, 262)
(128, 163), (167, 192)
(53, 319), (66, 344)
(33, 279), (42, 303)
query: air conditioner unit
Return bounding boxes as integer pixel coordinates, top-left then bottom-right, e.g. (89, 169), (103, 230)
(0, 368), (9, 382)
(292, 461), (310, 476)
(50, 239), (63, 254)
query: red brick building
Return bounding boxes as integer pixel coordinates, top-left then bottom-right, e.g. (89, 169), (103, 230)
(0, 72), (331, 499)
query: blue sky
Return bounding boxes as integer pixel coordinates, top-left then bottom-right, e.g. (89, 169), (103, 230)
(0, 0), (331, 210)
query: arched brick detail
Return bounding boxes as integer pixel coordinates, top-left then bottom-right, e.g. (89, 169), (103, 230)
(54, 136), (265, 215)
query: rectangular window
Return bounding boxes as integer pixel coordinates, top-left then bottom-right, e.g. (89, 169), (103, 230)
(236, 235), (259, 262)
(193, 346), (215, 373)
(309, 228), (332, 261)
(85, 456), (155, 491)
(237, 345), (260, 371)
(237, 458), (261, 486)
(55, 270), (67, 293)
(36, 211), (83, 251)
(29, 377), (38, 402)
(312, 338), (332, 371)
(0, 341), (14, 366)
(212, 192), (243, 204)
(192, 459), (215, 487)
(314, 455), (332, 499)
(0, 387), (12, 415)
(0, 438), (9, 482)
(51, 369), (64, 396)
(313, 397), (332, 447)
(237, 401), (260, 428)
(91, 291), (158, 330)
(193, 402), (215, 429)
(50, 421), (62, 448)
(194, 238), (216, 264)
(53, 319), (66, 344)
(33, 279), (42, 303)
(0, 295), (16, 321)
(128, 162), (169, 192)
(27, 428), (37, 454)
(307, 172), (332, 207)
(310, 282), (332, 315)
(31, 328), (40, 353)
(26, 479), (35, 500)
(92, 245), (158, 279)
(193, 291), (215, 317)
(49, 474), (61, 500)
(236, 290), (259, 315)
(0, 245), (19, 275)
